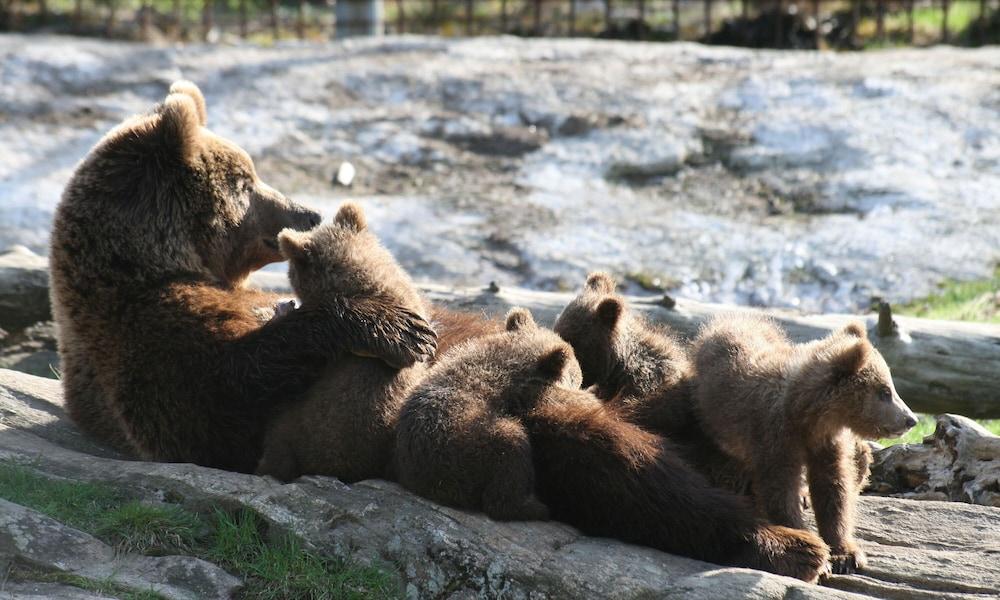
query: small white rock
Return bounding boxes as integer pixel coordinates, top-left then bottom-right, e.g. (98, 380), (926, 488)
(335, 161), (356, 187)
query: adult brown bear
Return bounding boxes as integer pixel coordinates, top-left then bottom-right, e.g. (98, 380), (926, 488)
(49, 81), (436, 472)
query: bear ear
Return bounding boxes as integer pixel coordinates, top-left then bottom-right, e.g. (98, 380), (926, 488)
(537, 346), (572, 380)
(596, 298), (624, 327)
(168, 80), (207, 126)
(840, 321), (868, 340)
(829, 339), (871, 381)
(158, 93), (202, 162)
(277, 229), (312, 263)
(586, 272), (617, 294)
(334, 202), (367, 232)
(505, 308), (536, 332)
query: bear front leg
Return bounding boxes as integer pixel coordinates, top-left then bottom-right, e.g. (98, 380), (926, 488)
(806, 437), (866, 574)
(853, 438), (873, 493)
(752, 447), (807, 530)
(321, 295), (437, 368)
(481, 418), (549, 522)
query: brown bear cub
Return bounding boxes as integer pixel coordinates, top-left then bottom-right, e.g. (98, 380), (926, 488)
(692, 314), (918, 574)
(552, 272), (694, 433)
(49, 81), (436, 471)
(257, 203), (429, 483)
(396, 308), (831, 582)
(394, 308), (575, 521)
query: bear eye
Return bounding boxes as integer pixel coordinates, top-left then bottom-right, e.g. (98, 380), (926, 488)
(879, 387), (892, 402)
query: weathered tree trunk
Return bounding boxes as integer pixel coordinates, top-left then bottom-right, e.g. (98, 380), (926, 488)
(343, 279), (1000, 419)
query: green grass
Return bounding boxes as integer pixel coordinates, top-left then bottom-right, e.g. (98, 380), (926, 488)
(879, 414), (1000, 446)
(8, 568), (166, 600)
(209, 509), (401, 600)
(896, 267), (1000, 323)
(0, 462), (401, 600)
(96, 500), (207, 556)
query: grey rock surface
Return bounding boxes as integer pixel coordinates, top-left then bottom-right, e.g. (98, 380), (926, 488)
(0, 248), (49, 334)
(869, 414), (1000, 507)
(2, 35), (999, 313)
(0, 368), (998, 598)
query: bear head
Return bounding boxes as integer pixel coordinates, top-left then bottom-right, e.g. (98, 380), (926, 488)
(802, 322), (917, 439)
(55, 81), (320, 288)
(277, 202), (427, 319)
(553, 272), (629, 387)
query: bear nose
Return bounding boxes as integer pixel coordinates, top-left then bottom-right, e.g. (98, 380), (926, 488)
(300, 209), (321, 230)
(904, 415), (917, 429)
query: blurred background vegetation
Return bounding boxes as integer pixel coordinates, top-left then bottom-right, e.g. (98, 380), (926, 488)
(0, 0), (997, 48)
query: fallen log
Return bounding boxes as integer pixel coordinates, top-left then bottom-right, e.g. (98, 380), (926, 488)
(4, 248), (1000, 417)
(254, 271), (1000, 418)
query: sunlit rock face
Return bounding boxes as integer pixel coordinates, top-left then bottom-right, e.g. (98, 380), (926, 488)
(2, 35), (998, 312)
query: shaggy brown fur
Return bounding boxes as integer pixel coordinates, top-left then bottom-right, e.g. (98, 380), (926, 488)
(394, 308), (575, 521)
(256, 203), (431, 482)
(692, 313), (917, 574)
(49, 82), (436, 472)
(429, 306), (503, 359)
(552, 272), (695, 433)
(396, 308), (830, 582)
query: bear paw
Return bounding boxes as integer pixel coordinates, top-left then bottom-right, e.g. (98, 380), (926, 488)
(829, 543), (867, 575)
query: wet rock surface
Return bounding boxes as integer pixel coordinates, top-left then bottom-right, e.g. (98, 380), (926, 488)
(1, 366), (1000, 598)
(2, 35), (999, 313)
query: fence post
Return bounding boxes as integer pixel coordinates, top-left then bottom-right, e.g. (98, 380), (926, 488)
(202, 0), (213, 41)
(269, 0), (279, 39)
(942, 0), (950, 43)
(850, 0), (860, 46)
(979, 0), (987, 44)
(907, 0), (914, 43)
(876, 0), (885, 41)
(672, 0), (679, 38)
(297, 0), (306, 38)
(73, 0), (82, 32)
(239, 0), (248, 37)
(813, 0), (820, 48)
(774, 0), (784, 47)
(569, 0), (575, 35)
(140, 0), (151, 38)
(637, 0), (645, 39)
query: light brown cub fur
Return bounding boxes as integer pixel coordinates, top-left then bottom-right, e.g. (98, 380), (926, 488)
(552, 272), (694, 433)
(256, 203), (429, 483)
(692, 313), (917, 574)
